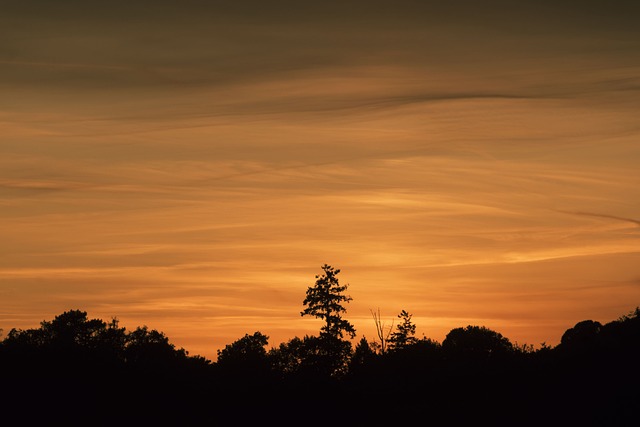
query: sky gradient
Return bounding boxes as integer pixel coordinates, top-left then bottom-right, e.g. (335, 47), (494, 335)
(2, 1), (639, 360)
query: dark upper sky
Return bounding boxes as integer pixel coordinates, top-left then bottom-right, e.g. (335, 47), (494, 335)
(4, 1), (639, 96)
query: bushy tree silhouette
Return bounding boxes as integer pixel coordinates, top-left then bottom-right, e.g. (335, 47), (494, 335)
(268, 333), (352, 380)
(215, 331), (271, 383)
(442, 325), (513, 362)
(125, 325), (187, 372)
(217, 331), (269, 367)
(559, 319), (602, 354)
(349, 336), (377, 372)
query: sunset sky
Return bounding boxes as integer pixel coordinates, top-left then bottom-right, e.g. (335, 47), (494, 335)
(2, 1), (639, 361)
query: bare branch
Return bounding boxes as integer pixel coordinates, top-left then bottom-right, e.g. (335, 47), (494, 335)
(370, 308), (393, 354)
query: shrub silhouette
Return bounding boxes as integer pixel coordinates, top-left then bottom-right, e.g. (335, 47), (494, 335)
(442, 325), (514, 362)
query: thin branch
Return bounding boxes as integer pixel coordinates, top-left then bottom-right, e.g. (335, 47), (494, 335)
(370, 308), (393, 354)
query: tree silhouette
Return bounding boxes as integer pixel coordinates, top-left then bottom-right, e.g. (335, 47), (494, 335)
(348, 336), (378, 375)
(387, 310), (417, 352)
(299, 264), (356, 378)
(4, 309), (107, 351)
(94, 317), (128, 363)
(53, 310), (106, 343)
(125, 325), (187, 371)
(442, 325), (513, 361)
(216, 331), (270, 381)
(268, 335), (309, 377)
(301, 264), (356, 340)
(559, 319), (602, 354)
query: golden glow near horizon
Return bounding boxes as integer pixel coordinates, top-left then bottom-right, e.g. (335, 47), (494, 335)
(2, 1), (639, 360)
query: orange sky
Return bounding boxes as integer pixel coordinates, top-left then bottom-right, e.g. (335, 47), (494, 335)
(2, 1), (639, 360)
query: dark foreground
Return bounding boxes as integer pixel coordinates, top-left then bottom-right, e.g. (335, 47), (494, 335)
(3, 308), (638, 425)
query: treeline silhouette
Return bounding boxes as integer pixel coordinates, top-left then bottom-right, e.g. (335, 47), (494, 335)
(2, 266), (639, 425)
(3, 308), (639, 425)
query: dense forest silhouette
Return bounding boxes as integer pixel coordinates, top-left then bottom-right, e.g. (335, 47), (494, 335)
(2, 265), (639, 425)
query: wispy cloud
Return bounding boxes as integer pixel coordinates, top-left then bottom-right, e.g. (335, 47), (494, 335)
(556, 210), (640, 228)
